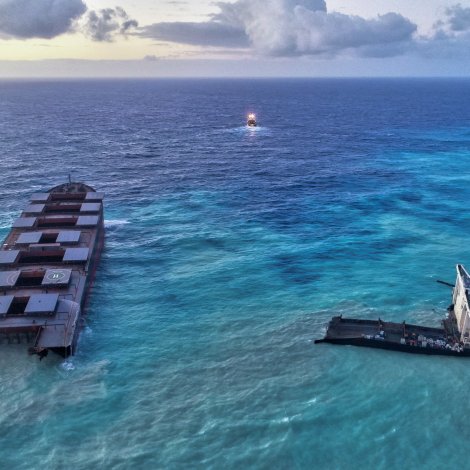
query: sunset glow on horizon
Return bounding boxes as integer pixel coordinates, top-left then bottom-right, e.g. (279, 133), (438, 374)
(1, 0), (470, 77)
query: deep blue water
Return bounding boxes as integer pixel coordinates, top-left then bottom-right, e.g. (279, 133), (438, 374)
(2, 78), (470, 468)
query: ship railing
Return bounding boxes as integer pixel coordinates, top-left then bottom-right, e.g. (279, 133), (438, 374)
(31, 323), (45, 349)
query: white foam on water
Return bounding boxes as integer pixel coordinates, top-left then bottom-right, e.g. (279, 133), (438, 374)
(222, 126), (271, 135)
(105, 219), (130, 228)
(61, 359), (75, 371)
(0, 215), (16, 230)
(374, 427), (397, 442)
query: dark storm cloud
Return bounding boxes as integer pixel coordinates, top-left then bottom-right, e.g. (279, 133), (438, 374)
(84, 7), (138, 42)
(444, 4), (470, 32)
(423, 3), (470, 57)
(0, 0), (86, 39)
(141, 22), (248, 48)
(139, 0), (416, 57)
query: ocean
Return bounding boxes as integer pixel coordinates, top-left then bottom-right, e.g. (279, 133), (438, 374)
(1, 78), (470, 468)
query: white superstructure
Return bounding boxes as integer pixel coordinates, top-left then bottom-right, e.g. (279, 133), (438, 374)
(452, 264), (470, 343)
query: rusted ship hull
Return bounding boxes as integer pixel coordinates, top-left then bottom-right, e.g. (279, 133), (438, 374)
(315, 316), (470, 357)
(0, 182), (104, 359)
(48, 222), (104, 358)
(315, 335), (470, 357)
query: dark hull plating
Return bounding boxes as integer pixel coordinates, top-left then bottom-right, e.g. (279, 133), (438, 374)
(315, 316), (468, 357)
(315, 336), (470, 357)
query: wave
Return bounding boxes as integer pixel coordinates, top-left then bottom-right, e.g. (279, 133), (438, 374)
(222, 125), (271, 135)
(61, 360), (75, 371)
(104, 219), (130, 228)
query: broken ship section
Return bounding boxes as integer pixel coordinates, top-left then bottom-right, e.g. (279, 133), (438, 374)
(315, 265), (470, 357)
(0, 182), (104, 358)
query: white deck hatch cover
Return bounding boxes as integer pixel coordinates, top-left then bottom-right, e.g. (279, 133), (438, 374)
(42, 269), (72, 286)
(25, 293), (59, 315)
(0, 250), (20, 264)
(30, 193), (49, 203)
(13, 217), (36, 228)
(85, 192), (104, 201)
(16, 232), (42, 244)
(75, 215), (99, 227)
(63, 247), (89, 262)
(80, 203), (101, 213)
(57, 231), (81, 244)
(24, 204), (45, 214)
(0, 295), (14, 317)
(0, 271), (20, 288)
(76, 215), (99, 227)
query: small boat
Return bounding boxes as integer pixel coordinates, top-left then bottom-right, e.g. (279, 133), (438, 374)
(247, 113), (257, 127)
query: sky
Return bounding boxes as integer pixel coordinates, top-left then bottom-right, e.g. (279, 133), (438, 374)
(1, 0), (470, 77)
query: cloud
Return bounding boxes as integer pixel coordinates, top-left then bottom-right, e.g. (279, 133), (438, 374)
(84, 7), (138, 42)
(421, 3), (470, 57)
(0, 0), (86, 39)
(141, 22), (248, 48)
(139, 0), (416, 57)
(431, 3), (470, 39)
(444, 4), (470, 32)
(143, 54), (159, 61)
(0, 1), (138, 42)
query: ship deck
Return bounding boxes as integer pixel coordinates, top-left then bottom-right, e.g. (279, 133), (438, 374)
(324, 317), (448, 340)
(0, 182), (104, 357)
(316, 315), (467, 356)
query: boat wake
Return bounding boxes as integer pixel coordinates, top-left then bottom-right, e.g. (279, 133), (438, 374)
(224, 126), (271, 135)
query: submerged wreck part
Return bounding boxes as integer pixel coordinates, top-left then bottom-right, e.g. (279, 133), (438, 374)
(0, 182), (104, 359)
(315, 264), (470, 357)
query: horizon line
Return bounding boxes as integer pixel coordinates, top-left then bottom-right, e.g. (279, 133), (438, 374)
(2, 76), (470, 80)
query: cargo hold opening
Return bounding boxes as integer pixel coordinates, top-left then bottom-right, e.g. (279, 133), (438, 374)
(7, 297), (29, 315)
(44, 204), (82, 213)
(18, 250), (64, 264)
(37, 216), (78, 228)
(15, 270), (44, 287)
(39, 233), (58, 243)
(50, 193), (86, 201)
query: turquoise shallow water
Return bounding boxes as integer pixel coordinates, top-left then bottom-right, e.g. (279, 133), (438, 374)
(2, 79), (470, 468)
